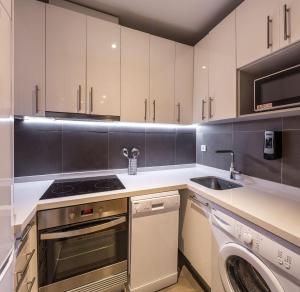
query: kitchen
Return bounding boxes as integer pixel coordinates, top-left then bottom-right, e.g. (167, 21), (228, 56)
(1, 0), (300, 291)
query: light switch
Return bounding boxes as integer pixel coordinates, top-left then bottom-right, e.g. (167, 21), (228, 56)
(201, 145), (207, 152)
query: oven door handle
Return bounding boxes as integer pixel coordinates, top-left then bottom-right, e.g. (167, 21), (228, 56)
(40, 216), (126, 240)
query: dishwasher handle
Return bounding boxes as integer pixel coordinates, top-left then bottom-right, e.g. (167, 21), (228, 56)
(132, 195), (180, 215)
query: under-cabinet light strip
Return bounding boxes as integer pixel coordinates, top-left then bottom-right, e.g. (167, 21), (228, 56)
(22, 116), (197, 129)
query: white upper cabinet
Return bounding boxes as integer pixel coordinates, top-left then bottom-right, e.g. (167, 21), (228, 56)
(87, 16), (120, 117)
(121, 27), (150, 123)
(14, 0), (45, 117)
(193, 35), (209, 123)
(208, 11), (237, 121)
(236, 0), (280, 68)
(0, 0), (11, 18)
(150, 35), (175, 124)
(174, 43), (194, 124)
(279, 0), (300, 47)
(0, 2), (11, 116)
(46, 5), (86, 114)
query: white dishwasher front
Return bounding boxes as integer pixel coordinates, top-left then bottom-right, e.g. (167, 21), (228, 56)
(129, 191), (180, 292)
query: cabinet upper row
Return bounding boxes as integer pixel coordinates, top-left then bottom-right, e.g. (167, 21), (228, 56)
(14, 0), (194, 124)
(193, 0), (300, 123)
(15, 0), (300, 124)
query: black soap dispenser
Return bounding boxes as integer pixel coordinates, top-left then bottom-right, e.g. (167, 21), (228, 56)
(264, 131), (282, 160)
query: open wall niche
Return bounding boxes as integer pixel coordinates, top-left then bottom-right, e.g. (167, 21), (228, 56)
(238, 41), (300, 118)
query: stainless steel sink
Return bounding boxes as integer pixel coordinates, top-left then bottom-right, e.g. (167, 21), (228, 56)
(190, 176), (242, 190)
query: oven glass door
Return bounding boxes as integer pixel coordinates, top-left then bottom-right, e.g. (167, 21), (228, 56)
(38, 215), (128, 287)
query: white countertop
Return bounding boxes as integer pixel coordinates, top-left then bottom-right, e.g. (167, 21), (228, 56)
(13, 165), (300, 247)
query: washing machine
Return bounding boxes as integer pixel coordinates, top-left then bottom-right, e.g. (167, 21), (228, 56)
(210, 204), (300, 292)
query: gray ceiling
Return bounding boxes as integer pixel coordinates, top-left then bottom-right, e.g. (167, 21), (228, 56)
(70, 0), (243, 45)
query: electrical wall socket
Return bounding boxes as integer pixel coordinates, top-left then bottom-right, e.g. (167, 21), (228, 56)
(201, 145), (207, 152)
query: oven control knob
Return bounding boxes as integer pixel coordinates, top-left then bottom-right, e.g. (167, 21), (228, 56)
(69, 212), (76, 220)
(242, 232), (253, 245)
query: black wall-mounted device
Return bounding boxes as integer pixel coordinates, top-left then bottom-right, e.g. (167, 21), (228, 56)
(264, 131), (282, 160)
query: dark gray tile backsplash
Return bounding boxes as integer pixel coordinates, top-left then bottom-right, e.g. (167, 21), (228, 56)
(145, 132), (176, 166)
(14, 119), (63, 177)
(282, 130), (300, 188)
(14, 115), (300, 189)
(197, 116), (300, 188)
(14, 119), (196, 177)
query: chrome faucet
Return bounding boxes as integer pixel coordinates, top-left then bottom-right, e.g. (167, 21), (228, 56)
(216, 150), (241, 180)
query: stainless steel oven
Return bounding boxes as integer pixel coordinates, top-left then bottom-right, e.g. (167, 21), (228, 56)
(37, 198), (128, 292)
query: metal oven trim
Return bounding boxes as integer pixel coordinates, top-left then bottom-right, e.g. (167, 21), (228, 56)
(38, 260), (127, 292)
(37, 198), (128, 230)
(40, 216), (126, 240)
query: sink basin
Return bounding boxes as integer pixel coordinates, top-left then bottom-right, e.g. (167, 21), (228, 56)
(190, 176), (242, 190)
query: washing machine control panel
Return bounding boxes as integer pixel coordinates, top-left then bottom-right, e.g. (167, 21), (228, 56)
(212, 209), (300, 280)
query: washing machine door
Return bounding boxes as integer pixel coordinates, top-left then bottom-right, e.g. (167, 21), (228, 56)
(219, 243), (284, 292)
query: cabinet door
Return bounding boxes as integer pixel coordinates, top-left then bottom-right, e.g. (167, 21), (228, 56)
(208, 11), (236, 121)
(0, 3), (11, 116)
(193, 35), (209, 123)
(46, 5), (86, 114)
(236, 0), (280, 68)
(280, 0), (300, 47)
(150, 36), (175, 124)
(87, 17), (120, 117)
(121, 27), (150, 123)
(179, 192), (212, 286)
(0, 0), (11, 18)
(14, 0), (45, 116)
(175, 43), (193, 124)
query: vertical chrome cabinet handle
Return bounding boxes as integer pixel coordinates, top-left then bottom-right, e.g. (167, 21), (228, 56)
(267, 16), (272, 48)
(90, 87), (94, 113)
(153, 100), (156, 122)
(284, 4), (290, 40)
(201, 99), (206, 120)
(35, 85), (39, 114)
(144, 99), (147, 121)
(177, 102), (181, 123)
(77, 85), (82, 112)
(208, 97), (213, 119)
(26, 277), (36, 292)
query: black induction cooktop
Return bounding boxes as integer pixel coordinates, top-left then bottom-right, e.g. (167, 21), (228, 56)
(40, 175), (125, 200)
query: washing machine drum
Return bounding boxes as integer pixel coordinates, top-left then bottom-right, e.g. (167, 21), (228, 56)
(219, 243), (284, 292)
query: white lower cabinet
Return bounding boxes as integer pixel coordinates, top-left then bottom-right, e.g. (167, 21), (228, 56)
(179, 190), (212, 286)
(150, 35), (175, 124)
(15, 222), (38, 292)
(14, 0), (45, 116)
